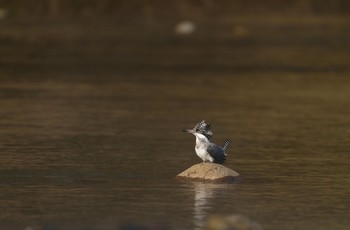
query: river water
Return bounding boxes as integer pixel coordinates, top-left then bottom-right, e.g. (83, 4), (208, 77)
(0, 16), (349, 229)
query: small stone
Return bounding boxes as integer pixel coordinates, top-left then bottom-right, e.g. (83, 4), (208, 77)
(207, 214), (262, 230)
(232, 25), (248, 37)
(176, 162), (240, 182)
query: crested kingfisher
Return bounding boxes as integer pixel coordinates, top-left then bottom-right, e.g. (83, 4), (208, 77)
(183, 120), (232, 164)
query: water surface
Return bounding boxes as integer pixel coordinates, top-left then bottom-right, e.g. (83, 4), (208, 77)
(0, 16), (349, 229)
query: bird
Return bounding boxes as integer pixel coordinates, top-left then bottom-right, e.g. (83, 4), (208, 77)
(183, 120), (232, 164)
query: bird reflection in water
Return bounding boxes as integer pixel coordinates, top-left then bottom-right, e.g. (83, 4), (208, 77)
(192, 182), (231, 230)
(191, 182), (262, 230)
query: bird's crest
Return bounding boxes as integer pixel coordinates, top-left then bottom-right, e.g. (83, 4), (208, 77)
(194, 120), (213, 140)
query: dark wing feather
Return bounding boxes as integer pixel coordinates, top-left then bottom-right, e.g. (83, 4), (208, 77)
(207, 144), (226, 164)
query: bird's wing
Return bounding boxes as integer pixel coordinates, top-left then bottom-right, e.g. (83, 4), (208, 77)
(207, 144), (226, 164)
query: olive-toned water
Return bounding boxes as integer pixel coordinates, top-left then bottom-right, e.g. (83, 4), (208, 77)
(0, 17), (349, 229)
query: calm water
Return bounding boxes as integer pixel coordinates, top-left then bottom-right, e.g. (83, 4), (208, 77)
(0, 17), (349, 229)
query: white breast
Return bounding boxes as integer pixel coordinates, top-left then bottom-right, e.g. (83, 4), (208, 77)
(194, 133), (214, 162)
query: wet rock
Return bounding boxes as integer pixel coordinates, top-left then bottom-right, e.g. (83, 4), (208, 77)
(176, 163), (240, 182)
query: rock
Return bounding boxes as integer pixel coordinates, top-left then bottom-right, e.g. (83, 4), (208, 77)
(176, 163), (240, 182)
(207, 214), (262, 230)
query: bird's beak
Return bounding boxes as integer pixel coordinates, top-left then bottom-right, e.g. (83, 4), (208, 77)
(183, 128), (194, 133)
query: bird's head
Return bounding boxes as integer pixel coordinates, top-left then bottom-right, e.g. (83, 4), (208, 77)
(183, 120), (212, 140)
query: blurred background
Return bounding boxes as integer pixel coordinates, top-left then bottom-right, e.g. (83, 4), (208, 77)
(1, 0), (350, 77)
(0, 1), (349, 230)
(2, 0), (350, 18)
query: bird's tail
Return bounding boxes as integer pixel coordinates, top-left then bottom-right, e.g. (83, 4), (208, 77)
(222, 139), (232, 150)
